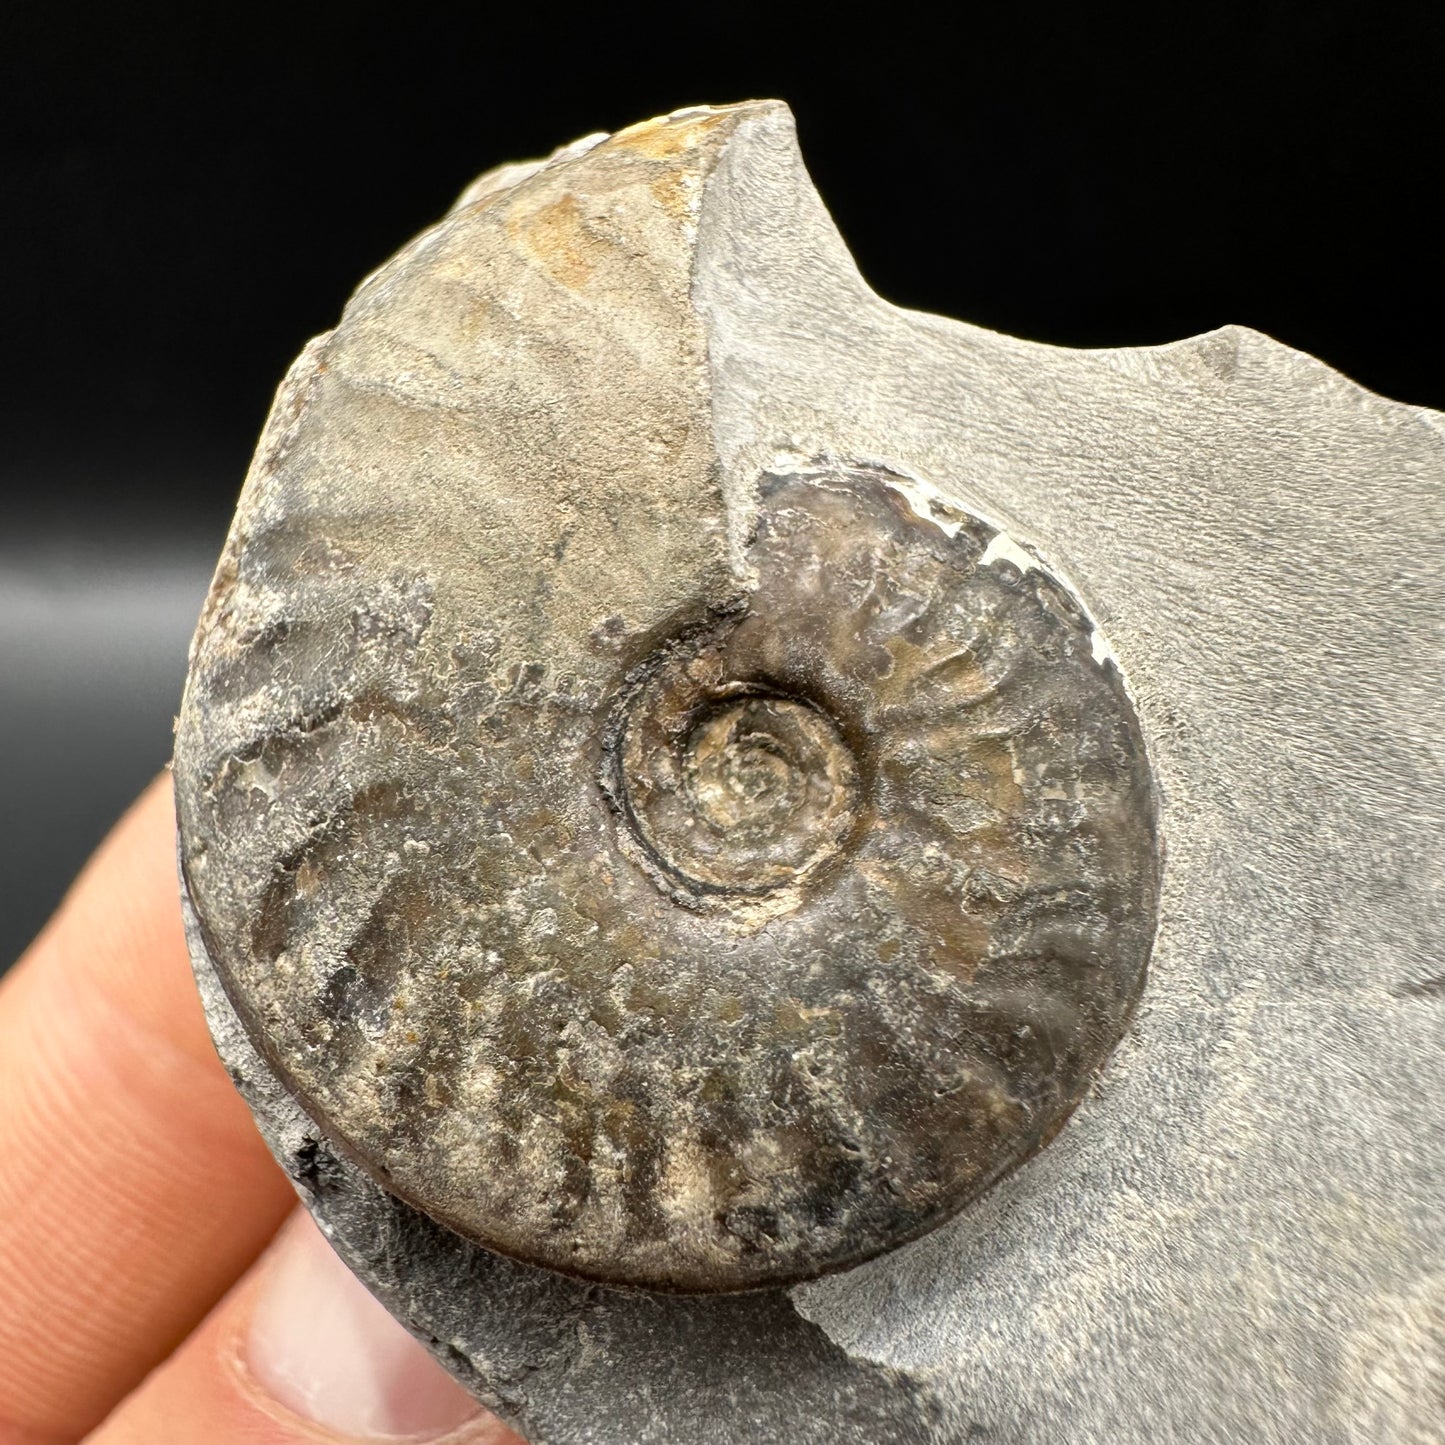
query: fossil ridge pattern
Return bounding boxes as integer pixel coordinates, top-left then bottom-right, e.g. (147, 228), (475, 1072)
(175, 109), (1160, 1294)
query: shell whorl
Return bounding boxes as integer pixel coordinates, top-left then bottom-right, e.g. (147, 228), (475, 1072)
(175, 107), (1159, 1293)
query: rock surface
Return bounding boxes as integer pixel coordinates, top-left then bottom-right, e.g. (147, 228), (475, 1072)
(179, 102), (1443, 1443)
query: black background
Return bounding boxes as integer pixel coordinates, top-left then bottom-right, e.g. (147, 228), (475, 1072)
(2, 1), (1441, 966)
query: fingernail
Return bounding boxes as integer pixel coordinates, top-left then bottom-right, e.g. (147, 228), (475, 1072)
(246, 1212), (484, 1440)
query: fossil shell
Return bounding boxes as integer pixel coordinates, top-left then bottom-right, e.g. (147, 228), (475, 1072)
(175, 106), (1160, 1293)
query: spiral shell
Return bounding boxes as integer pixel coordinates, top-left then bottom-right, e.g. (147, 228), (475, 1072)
(175, 106), (1159, 1293)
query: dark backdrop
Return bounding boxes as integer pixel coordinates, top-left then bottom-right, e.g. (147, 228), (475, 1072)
(2, 1), (1440, 966)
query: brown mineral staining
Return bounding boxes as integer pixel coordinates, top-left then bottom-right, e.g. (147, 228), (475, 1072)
(507, 192), (598, 291)
(174, 105), (1159, 1294)
(612, 107), (729, 162)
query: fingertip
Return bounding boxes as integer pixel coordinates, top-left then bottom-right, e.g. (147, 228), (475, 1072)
(92, 1213), (524, 1445)
(0, 772), (295, 1438)
(11, 770), (215, 1072)
(243, 1214), (485, 1438)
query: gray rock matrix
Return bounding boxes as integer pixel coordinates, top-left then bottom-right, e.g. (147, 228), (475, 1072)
(177, 102), (1442, 1442)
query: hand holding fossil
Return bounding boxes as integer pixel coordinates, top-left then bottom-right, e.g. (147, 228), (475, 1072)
(0, 776), (521, 1444)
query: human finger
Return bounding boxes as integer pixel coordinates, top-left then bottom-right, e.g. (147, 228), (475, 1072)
(0, 774), (297, 1442)
(88, 1210), (522, 1445)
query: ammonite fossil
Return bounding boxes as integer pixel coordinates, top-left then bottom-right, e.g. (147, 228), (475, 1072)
(175, 104), (1160, 1294)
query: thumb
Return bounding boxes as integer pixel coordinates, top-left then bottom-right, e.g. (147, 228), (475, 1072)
(87, 1211), (523, 1444)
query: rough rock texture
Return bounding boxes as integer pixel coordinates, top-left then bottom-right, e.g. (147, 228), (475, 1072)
(178, 101), (1443, 1442)
(188, 912), (952, 1443)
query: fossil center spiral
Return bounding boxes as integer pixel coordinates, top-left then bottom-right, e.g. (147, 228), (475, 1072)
(620, 687), (861, 895)
(180, 456), (1161, 1294)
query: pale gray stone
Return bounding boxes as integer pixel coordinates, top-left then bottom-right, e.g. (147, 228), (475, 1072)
(181, 101), (1443, 1443)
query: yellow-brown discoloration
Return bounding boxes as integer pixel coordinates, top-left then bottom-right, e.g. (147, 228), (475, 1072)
(610, 109), (731, 162)
(507, 191), (600, 291)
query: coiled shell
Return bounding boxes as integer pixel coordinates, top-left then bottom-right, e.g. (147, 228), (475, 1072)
(175, 108), (1159, 1293)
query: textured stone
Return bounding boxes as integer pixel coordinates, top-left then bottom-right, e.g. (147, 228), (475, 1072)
(178, 101), (1444, 1442)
